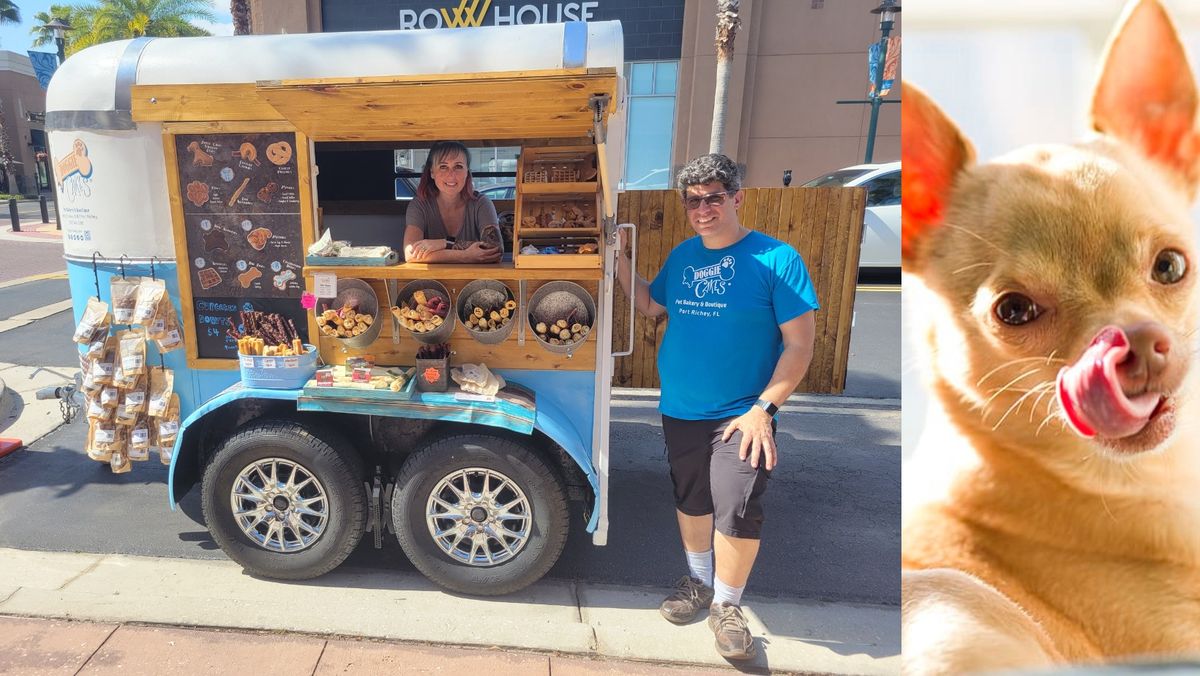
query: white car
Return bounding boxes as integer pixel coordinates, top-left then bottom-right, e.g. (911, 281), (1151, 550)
(802, 161), (900, 271)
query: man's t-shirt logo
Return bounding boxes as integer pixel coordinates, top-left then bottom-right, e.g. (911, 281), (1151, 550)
(682, 255), (735, 298)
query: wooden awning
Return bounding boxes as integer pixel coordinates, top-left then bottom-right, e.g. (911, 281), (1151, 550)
(132, 68), (618, 142)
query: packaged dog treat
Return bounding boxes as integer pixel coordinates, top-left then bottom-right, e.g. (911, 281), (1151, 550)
(79, 352), (100, 394)
(110, 446), (132, 474)
(133, 278), (166, 325)
(110, 276), (140, 324)
(151, 298), (184, 353)
(157, 393), (181, 446)
(87, 421), (120, 462)
(74, 297), (111, 344)
(129, 415), (151, 460)
(158, 444), (174, 466)
(100, 385), (119, 408)
(85, 422), (111, 462)
(148, 367), (174, 417)
(86, 392), (111, 422)
(122, 375), (147, 415)
(118, 328), (147, 376)
(92, 337), (118, 385)
(86, 335), (107, 358)
(112, 363), (138, 390)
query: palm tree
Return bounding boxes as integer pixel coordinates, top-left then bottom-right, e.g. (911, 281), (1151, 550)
(31, 6), (89, 53)
(73, 0), (214, 51)
(231, 0), (249, 34)
(709, 0), (741, 155)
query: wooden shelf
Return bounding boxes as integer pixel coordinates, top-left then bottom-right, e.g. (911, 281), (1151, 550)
(519, 182), (598, 195)
(304, 260), (601, 280)
(519, 227), (600, 237)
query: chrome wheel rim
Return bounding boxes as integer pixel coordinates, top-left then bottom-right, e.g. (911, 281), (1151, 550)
(230, 458), (329, 553)
(426, 467), (532, 566)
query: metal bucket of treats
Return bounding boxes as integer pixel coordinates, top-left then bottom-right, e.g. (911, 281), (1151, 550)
(458, 279), (517, 345)
(315, 278), (381, 349)
(528, 281), (595, 354)
(393, 279), (456, 344)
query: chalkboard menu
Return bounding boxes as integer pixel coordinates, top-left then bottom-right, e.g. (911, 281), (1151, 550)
(174, 132), (309, 359)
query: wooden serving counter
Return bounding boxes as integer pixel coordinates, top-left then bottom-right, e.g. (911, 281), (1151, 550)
(303, 261), (602, 281)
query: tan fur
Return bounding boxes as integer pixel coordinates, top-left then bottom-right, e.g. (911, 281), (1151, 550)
(903, 1), (1200, 672)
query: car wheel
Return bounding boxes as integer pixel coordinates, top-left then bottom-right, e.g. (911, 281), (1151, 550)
(392, 433), (569, 596)
(201, 419), (367, 580)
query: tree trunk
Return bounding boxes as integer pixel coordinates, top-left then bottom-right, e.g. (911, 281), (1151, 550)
(232, 0), (251, 35)
(709, 0), (741, 155)
(0, 98), (18, 195)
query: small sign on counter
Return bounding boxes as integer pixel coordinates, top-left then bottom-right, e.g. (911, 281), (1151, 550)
(313, 272), (338, 299)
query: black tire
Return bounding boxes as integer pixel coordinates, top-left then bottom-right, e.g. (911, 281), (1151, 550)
(392, 433), (569, 596)
(201, 419), (367, 580)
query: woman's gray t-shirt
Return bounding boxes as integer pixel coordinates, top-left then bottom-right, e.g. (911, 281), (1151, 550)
(405, 194), (500, 250)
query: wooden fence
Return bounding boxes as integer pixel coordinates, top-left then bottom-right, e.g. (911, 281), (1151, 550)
(611, 187), (866, 395)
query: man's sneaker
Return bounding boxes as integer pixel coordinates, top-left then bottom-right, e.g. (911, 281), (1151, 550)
(708, 602), (757, 660)
(659, 575), (714, 624)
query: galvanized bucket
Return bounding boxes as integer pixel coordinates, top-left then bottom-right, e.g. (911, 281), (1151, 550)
(395, 279), (456, 344)
(457, 279), (517, 345)
(528, 281), (595, 354)
(323, 278), (382, 349)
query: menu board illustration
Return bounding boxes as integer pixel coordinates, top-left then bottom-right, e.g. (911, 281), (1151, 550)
(175, 132), (308, 359)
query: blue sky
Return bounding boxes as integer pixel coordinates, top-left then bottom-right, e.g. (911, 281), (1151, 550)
(0, 0), (233, 57)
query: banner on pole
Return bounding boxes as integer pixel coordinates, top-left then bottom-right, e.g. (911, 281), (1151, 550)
(868, 36), (901, 97)
(28, 51), (58, 90)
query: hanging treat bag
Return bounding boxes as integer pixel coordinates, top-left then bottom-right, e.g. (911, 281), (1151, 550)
(92, 336), (118, 385)
(110, 442), (132, 474)
(133, 278), (167, 326)
(156, 394), (181, 466)
(148, 367), (174, 417)
(100, 385), (119, 409)
(150, 297), (184, 353)
(158, 444), (174, 466)
(129, 414), (151, 461)
(87, 420), (118, 462)
(118, 328), (147, 377)
(123, 374), (147, 415)
(74, 297), (111, 344)
(86, 334), (108, 358)
(110, 276), (141, 325)
(79, 352), (101, 395)
(85, 392), (111, 423)
(112, 362), (138, 390)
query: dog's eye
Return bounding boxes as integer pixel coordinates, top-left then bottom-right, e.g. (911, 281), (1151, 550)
(994, 293), (1041, 326)
(1152, 249), (1187, 285)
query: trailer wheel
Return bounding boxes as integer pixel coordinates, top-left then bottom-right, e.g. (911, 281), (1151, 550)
(392, 434), (569, 596)
(201, 419), (366, 580)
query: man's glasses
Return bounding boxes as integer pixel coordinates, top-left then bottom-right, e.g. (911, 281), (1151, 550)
(683, 190), (736, 211)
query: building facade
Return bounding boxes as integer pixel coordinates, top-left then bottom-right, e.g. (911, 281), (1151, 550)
(0, 51), (50, 195)
(250, 0), (900, 189)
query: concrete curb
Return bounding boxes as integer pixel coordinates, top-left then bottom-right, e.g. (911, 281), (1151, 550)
(0, 548), (900, 675)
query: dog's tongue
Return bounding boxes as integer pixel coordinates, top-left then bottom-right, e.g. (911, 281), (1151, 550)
(1056, 326), (1160, 439)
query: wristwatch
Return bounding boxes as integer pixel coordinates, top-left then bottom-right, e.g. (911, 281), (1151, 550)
(753, 398), (779, 417)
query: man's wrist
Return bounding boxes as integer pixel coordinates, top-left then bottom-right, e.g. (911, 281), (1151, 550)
(752, 398), (779, 417)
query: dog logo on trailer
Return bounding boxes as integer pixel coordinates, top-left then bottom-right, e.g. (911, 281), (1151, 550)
(54, 138), (94, 201)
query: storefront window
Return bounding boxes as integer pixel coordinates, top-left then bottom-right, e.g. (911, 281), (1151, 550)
(622, 60), (678, 190)
(394, 146), (519, 199)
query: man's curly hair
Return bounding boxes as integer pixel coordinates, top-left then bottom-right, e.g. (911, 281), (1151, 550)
(675, 153), (743, 195)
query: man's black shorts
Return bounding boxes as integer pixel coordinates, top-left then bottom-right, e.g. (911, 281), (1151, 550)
(661, 414), (774, 540)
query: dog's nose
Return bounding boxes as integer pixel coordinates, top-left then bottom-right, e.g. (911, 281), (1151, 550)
(1116, 321), (1172, 391)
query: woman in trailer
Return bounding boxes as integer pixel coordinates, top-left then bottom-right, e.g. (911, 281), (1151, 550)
(404, 140), (503, 263)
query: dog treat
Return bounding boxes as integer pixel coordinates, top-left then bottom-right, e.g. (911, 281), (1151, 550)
(203, 229), (227, 252)
(236, 142), (259, 165)
(100, 385), (119, 408)
(187, 140), (214, 166)
(110, 276), (140, 324)
(109, 446), (132, 474)
(186, 180), (210, 207)
(148, 367), (174, 418)
(237, 267), (263, 288)
(86, 421), (113, 462)
(197, 268), (222, 291)
(113, 362), (139, 390)
(157, 394), (181, 446)
(265, 141), (293, 166)
(153, 300), (184, 354)
(272, 270), (296, 290)
(257, 181), (278, 203)
(158, 444), (173, 466)
(86, 393), (111, 422)
(118, 328), (147, 376)
(114, 401), (138, 427)
(247, 227), (273, 250)
(227, 177), (251, 206)
(74, 297), (111, 344)
(92, 337), (118, 385)
(129, 415), (151, 458)
(134, 278), (167, 324)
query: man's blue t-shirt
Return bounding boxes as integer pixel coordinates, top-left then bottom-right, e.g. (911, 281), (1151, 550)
(649, 230), (819, 420)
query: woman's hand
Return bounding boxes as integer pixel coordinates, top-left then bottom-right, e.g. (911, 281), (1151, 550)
(464, 241), (502, 263)
(406, 238), (447, 261)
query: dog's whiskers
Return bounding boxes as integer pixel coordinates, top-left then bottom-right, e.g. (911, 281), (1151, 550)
(952, 261), (995, 276)
(991, 377), (1056, 430)
(977, 356), (1066, 389)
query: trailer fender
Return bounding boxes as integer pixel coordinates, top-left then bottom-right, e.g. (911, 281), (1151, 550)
(168, 387), (300, 508)
(532, 395), (600, 522)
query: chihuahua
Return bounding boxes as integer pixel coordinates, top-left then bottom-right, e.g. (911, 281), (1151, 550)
(902, 0), (1200, 672)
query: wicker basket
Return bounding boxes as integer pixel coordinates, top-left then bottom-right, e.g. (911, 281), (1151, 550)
(549, 165), (580, 182)
(523, 168), (548, 183)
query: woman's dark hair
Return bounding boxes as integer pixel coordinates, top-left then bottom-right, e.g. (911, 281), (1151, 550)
(416, 140), (478, 202)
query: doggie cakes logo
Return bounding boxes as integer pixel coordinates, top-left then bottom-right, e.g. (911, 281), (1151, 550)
(682, 256), (735, 298)
(55, 138), (94, 202)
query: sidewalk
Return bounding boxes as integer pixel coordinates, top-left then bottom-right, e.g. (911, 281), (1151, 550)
(0, 548), (900, 675)
(0, 198), (61, 243)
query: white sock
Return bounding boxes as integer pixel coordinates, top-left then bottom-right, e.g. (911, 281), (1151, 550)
(685, 549), (714, 587)
(713, 576), (745, 606)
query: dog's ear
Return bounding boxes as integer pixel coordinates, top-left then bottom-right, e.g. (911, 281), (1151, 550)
(902, 82), (975, 271)
(1093, 0), (1200, 198)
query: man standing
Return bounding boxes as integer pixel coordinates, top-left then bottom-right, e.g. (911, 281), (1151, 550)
(616, 154), (817, 660)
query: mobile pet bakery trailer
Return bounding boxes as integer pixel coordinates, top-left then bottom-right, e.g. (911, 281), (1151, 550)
(48, 21), (636, 595)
